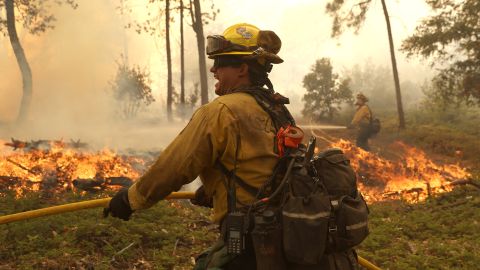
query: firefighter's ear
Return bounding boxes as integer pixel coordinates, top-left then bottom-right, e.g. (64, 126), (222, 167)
(238, 63), (249, 78)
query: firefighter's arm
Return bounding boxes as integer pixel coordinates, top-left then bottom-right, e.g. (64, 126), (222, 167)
(126, 103), (236, 211)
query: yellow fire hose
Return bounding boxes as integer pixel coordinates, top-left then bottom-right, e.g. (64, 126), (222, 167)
(0, 191), (381, 269)
(0, 191), (195, 225)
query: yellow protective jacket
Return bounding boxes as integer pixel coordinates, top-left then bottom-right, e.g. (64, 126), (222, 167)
(351, 104), (372, 127)
(128, 92), (278, 223)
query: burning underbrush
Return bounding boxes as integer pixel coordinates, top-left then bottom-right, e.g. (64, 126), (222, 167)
(0, 137), (473, 203)
(0, 138), (158, 197)
(331, 139), (472, 202)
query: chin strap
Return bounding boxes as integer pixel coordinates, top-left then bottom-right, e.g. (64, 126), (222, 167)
(265, 77), (274, 90)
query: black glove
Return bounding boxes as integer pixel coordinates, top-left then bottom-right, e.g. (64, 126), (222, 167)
(190, 185), (213, 208)
(103, 188), (134, 221)
(347, 124), (355, 129)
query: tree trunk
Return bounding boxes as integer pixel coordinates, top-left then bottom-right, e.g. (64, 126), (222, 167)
(5, 0), (33, 123)
(165, 0), (173, 121)
(180, 0), (185, 106)
(120, 0), (129, 65)
(381, 0), (405, 129)
(190, 0), (209, 105)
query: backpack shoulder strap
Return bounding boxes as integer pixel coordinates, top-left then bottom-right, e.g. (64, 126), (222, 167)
(235, 86), (295, 130)
(215, 160), (260, 198)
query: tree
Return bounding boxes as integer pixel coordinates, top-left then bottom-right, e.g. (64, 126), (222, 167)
(188, 82), (199, 108)
(401, 0), (480, 106)
(173, 82), (199, 118)
(121, 0), (218, 114)
(346, 61), (394, 107)
(165, 0), (173, 121)
(179, 0), (185, 106)
(188, 0), (218, 105)
(176, 0), (187, 120)
(325, 0), (406, 129)
(0, 0), (77, 123)
(110, 62), (155, 119)
(302, 58), (353, 122)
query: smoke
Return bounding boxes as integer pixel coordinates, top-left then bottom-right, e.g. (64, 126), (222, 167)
(0, 1), (187, 150)
(0, 0), (434, 149)
(201, 0), (433, 116)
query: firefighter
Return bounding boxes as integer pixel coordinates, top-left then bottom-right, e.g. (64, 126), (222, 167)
(348, 93), (373, 151)
(105, 23), (359, 270)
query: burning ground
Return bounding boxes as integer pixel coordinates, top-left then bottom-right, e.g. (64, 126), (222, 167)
(0, 138), (158, 196)
(331, 139), (472, 202)
(0, 137), (472, 203)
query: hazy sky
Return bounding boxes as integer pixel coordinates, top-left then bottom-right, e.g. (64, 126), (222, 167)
(0, 0), (433, 146)
(210, 0), (432, 106)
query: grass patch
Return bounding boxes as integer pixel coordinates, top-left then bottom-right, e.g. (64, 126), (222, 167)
(359, 185), (480, 270)
(0, 191), (217, 269)
(1, 185), (480, 269)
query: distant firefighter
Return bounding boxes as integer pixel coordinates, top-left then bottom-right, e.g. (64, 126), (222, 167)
(348, 93), (375, 151)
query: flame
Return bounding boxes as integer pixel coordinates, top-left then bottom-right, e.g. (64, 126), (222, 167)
(0, 138), (472, 203)
(330, 139), (471, 202)
(0, 139), (150, 197)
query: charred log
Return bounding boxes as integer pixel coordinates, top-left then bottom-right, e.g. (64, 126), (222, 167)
(73, 177), (133, 192)
(4, 138), (89, 151)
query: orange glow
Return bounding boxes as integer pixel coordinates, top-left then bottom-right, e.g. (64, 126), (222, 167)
(0, 138), (471, 203)
(0, 139), (147, 197)
(331, 139), (471, 202)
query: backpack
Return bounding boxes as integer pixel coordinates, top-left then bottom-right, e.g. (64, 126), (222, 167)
(280, 140), (369, 265)
(370, 118), (381, 134)
(219, 136), (370, 266)
(219, 87), (369, 267)
(367, 106), (381, 135)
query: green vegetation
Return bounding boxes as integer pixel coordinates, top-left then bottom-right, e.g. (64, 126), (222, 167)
(401, 0), (480, 106)
(110, 61), (155, 119)
(302, 58), (353, 122)
(360, 186), (480, 270)
(0, 191), (217, 269)
(1, 184), (479, 269)
(378, 106), (480, 167)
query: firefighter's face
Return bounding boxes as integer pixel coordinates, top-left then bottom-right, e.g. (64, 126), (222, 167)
(355, 98), (365, 107)
(210, 59), (250, 96)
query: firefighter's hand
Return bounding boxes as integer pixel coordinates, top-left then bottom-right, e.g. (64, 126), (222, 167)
(104, 188), (134, 221)
(346, 124), (354, 129)
(190, 186), (213, 208)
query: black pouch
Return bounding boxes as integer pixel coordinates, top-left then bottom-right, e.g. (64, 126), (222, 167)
(281, 171), (331, 265)
(252, 209), (287, 270)
(369, 118), (381, 135)
(313, 149), (357, 197)
(330, 193), (369, 251)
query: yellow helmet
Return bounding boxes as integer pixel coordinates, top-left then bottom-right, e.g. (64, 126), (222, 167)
(355, 93), (369, 104)
(206, 23), (283, 64)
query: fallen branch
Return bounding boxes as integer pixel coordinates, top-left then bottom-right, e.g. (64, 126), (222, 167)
(172, 238), (179, 255)
(381, 178), (479, 200)
(6, 158), (40, 175)
(450, 179), (480, 190)
(111, 242), (136, 262)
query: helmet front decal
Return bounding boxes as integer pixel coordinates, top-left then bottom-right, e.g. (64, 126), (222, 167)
(236, 27), (253, 39)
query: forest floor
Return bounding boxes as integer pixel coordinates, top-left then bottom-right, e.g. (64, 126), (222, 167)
(1, 123), (479, 269)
